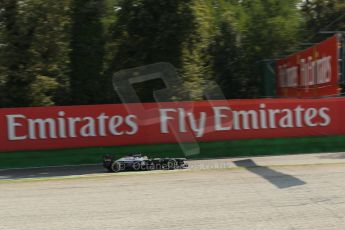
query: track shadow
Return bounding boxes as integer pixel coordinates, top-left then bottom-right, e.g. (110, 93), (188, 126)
(0, 165), (105, 180)
(234, 159), (306, 189)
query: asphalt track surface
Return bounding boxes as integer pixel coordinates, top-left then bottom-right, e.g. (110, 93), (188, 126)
(1, 153), (345, 230)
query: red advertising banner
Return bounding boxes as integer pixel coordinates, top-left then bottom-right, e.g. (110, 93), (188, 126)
(0, 99), (344, 152)
(276, 35), (341, 97)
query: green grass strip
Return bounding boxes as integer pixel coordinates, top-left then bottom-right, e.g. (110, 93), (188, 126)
(1, 135), (345, 169)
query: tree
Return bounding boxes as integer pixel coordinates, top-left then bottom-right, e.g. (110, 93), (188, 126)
(69, 0), (106, 105)
(0, 0), (310, 106)
(208, 14), (247, 99)
(1, 0), (36, 107)
(301, 0), (345, 42)
(106, 0), (196, 102)
(179, 0), (217, 100)
(239, 0), (303, 97)
(26, 0), (72, 106)
(0, 0), (71, 107)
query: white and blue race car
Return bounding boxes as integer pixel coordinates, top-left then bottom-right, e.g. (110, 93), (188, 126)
(103, 154), (188, 173)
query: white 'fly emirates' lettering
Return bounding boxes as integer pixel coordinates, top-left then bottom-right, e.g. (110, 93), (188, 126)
(278, 56), (332, 87)
(6, 104), (332, 141)
(6, 113), (138, 141)
(160, 104), (331, 138)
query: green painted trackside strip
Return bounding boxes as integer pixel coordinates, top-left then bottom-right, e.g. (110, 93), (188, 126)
(1, 135), (345, 169)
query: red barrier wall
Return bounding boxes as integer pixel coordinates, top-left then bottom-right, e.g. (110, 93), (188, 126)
(0, 98), (344, 152)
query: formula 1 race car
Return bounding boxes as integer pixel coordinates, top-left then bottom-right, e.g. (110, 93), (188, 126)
(103, 154), (188, 173)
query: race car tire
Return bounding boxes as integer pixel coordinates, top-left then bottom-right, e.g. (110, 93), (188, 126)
(111, 162), (122, 173)
(167, 159), (178, 170)
(132, 162), (141, 171)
